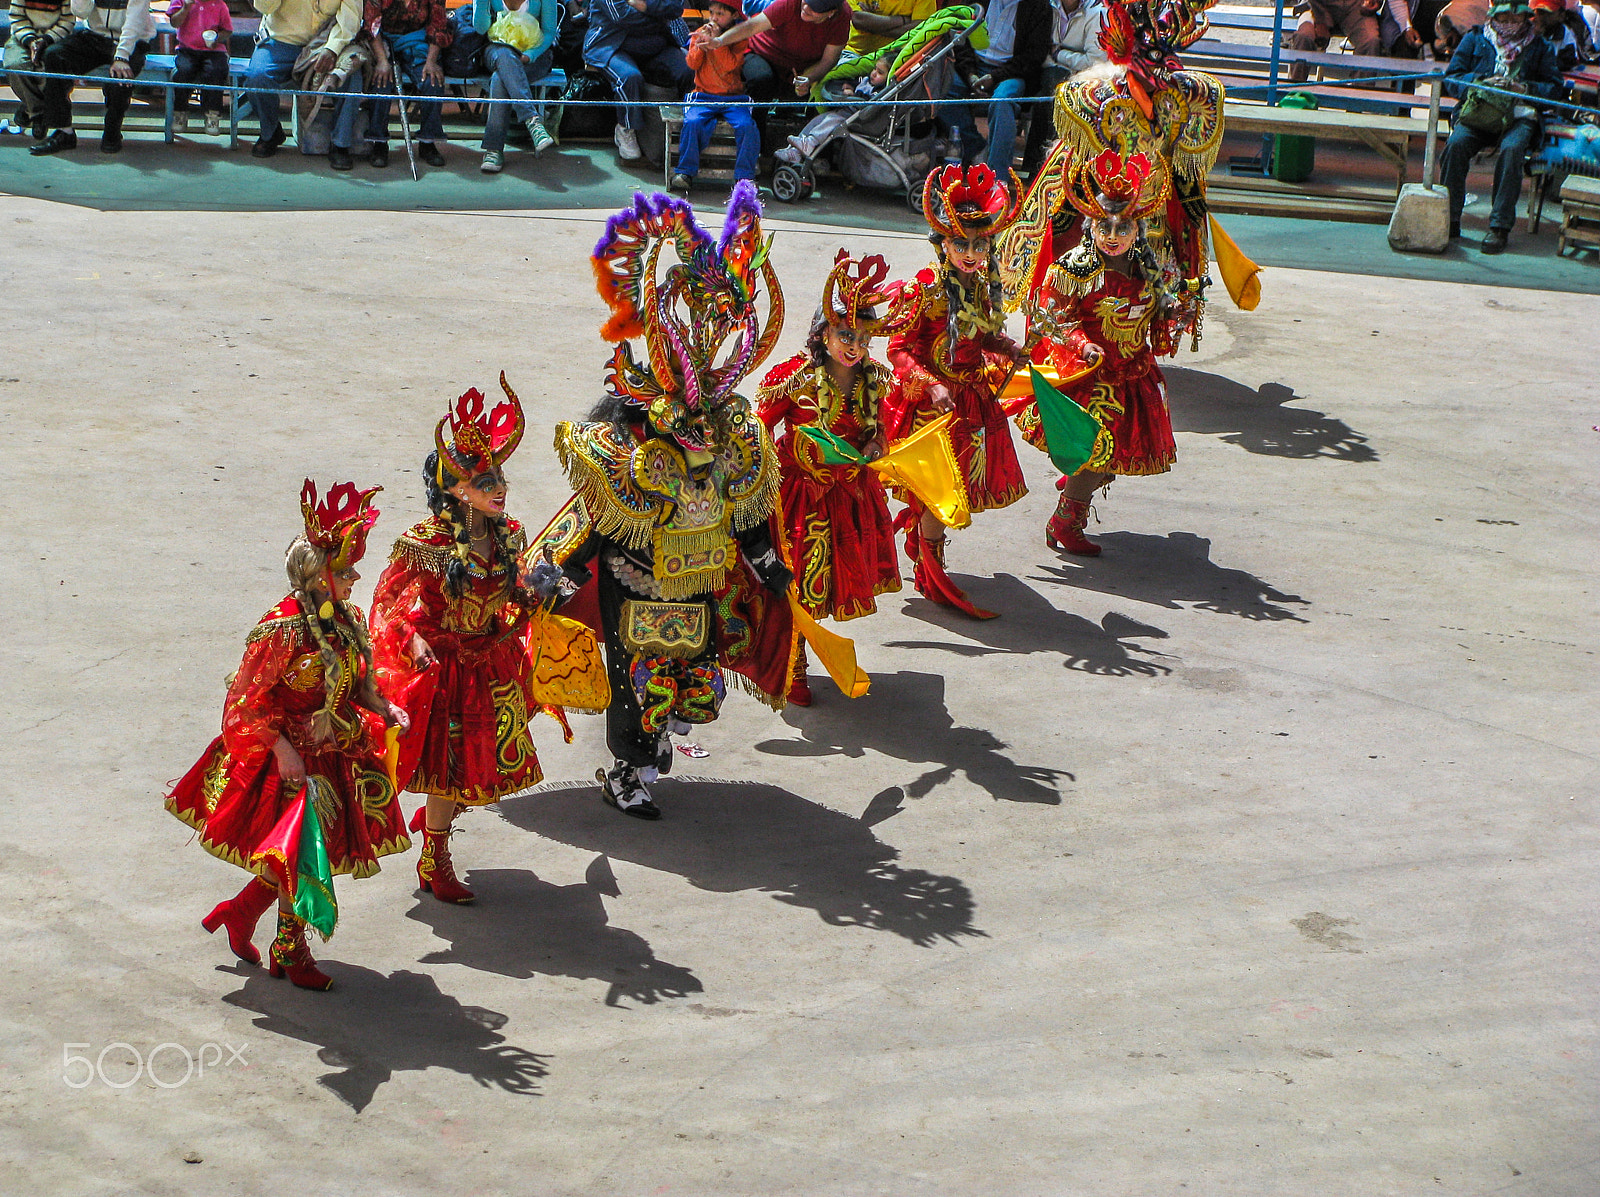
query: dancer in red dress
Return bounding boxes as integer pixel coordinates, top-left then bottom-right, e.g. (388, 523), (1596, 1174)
(370, 376), (574, 903)
(165, 481), (410, 990)
(757, 250), (900, 705)
(882, 164), (1027, 620)
(1019, 150), (1206, 555)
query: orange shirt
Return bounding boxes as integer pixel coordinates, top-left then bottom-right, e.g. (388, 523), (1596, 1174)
(686, 32), (748, 96)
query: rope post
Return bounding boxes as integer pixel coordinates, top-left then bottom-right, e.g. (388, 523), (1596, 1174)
(1423, 76), (1441, 191)
(1267, 0), (1286, 107)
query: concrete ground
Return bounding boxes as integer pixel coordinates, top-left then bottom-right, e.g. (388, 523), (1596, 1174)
(0, 188), (1596, 1197)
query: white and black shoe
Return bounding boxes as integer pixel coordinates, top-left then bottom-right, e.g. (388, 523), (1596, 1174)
(598, 762), (661, 820)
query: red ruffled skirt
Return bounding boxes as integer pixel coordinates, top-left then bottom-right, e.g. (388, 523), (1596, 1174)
(779, 467), (901, 621)
(387, 638), (544, 806)
(165, 734), (410, 879)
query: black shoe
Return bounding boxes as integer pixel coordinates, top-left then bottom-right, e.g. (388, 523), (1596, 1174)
(1448, 222), (1460, 240)
(329, 145), (353, 171)
(1480, 227), (1508, 255)
(29, 128), (77, 155)
(419, 141), (445, 167)
(251, 125), (286, 158)
(597, 764), (661, 820)
(369, 141), (389, 168)
(100, 130), (123, 154)
(30, 117), (46, 141)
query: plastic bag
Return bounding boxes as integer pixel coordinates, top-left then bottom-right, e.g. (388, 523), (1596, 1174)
(488, 9), (542, 52)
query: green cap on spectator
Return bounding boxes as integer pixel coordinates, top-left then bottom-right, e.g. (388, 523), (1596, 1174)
(1488, 0), (1532, 14)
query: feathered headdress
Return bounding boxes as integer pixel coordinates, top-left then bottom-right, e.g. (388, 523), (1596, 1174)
(921, 163), (1021, 242)
(434, 373), (525, 487)
(1064, 149), (1164, 222)
(300, 479), (382, 572)
(821, 250), (895, 336)
(591, 181), (784, 451)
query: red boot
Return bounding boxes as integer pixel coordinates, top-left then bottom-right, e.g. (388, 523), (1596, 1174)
(787, 642), (813, 707)
(1046, 495), (1101, 556)
(267, 910), (333, 990)
(201, 876), (278, 966)
(910, 530), (998, 620)
(417, 823), (475, 904)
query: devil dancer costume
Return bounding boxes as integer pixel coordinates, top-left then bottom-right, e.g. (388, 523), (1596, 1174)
(531, 182), (795, 821)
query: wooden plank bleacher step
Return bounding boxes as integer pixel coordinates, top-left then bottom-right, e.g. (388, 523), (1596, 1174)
(1207, 185), (1392, 223)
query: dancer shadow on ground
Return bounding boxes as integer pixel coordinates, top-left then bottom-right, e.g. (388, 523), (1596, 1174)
(222, 965), (550, 1112)
(758, 667), (1072, 805)
(886, 574), (1173, 678)
(406, 868), (702, 1008)
(1166, 367), (1377, 463)
(498, 781), (983, 947)
(1031, 532), (1310, 622)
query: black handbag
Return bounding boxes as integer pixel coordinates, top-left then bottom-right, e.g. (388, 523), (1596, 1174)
(557, 71), (616, 139)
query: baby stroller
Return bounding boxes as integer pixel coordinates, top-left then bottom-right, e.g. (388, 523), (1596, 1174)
(769, 5), (987, 210)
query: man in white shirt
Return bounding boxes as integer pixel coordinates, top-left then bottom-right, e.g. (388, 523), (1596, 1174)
(31, 0), (157, 154)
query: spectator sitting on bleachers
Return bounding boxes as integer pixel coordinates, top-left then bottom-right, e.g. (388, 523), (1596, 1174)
(584, 0), (694, 163)
(843, 0), (931, 60)
(247, 0), (361, 158)
(31, 0), (157, 155)
(671, 0), (759, 191)
(167, 0), (234, 136)
(1434, 0), (1488, 56)
(949, 0), (1050, 175)
(356, 0), (453, 168)
(1439, 0), (1565, 253)
(1581, 0), (1600, 49)
(1021, 0), (1106, 180)
(1287, 0), (1422, 83)
(4, 0), (74, 141)
(476, 0), (559, 173)
(1531, 0), (1583, 66)
(714, 0), (853, 141)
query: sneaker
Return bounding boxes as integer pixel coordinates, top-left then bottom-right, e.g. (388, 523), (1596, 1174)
(480, 149), (503, 173)
(204, 112), (221, 136)
(614, 124), (642, 161)
(173, 110), (189, 133)
(597, 763), (661, 820)
(527, 118), (554, 156)
(670, 171), (692, 193)
(775, 143), (801, 164)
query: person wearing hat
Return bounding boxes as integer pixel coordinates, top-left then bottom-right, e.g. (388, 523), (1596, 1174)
(1439, 0), (1564, 253)
(712, 0), (853, 148)
(1530, 0), (1584, 68)
(671, 0), (761, 189)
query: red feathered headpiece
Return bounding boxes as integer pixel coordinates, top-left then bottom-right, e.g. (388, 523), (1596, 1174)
(821, 249), (894, 335)
(434, 372), (525, 486)
(1065, 150), (1162, 222)
(300, 479), (382, 571)
(921, 163), (1021, 242)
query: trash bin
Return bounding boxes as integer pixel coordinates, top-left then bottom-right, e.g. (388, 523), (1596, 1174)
(1272, 91), (1317, 183)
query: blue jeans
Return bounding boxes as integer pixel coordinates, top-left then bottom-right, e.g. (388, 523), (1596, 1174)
(482, 43), (553, 153)
(675, 93), (758, 179)
(245, 38), (302, 140)
(602, 30), (692, 131)
(947, 73), (1029, 170)
(365, 28), (446, 143)
(1440, 115), (1538, 232)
